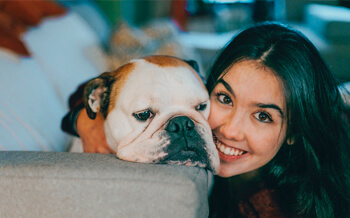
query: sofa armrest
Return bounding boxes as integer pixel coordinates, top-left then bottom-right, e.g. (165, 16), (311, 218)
(0, 151), (210, 218)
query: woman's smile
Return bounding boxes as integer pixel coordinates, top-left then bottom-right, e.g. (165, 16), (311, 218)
(213, 134), (248, 161)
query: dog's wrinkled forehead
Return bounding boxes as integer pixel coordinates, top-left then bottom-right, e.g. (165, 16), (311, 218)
(142, 56), (204, 87)
(108, 56), (208, 113)
(143, 56), (191, 68)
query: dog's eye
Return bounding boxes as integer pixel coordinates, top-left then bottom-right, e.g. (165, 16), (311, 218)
(195, 103), (207, 111)
(133, 110), (154, 122)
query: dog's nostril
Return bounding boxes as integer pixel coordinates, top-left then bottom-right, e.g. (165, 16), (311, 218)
(166, 116), (195, 133)
(185, 119), (194, 130)
(168, 123), (180, 132)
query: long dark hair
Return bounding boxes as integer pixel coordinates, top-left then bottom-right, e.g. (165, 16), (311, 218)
(207, 22), (350, 217)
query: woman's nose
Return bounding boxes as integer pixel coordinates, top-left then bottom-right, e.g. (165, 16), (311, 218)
(220, 112), (245, 142)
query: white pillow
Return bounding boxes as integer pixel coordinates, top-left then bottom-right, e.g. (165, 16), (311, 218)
(0, 11), (107, 151)
(24, 12), (105, 105)
(0, 52), (68, 151)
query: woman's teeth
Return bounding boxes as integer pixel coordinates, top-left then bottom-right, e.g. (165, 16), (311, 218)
(216, 140), (245, 156)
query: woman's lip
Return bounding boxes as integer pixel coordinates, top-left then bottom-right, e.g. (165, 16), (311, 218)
(213, 135), (248, 162)
(218, 148), (248, 162)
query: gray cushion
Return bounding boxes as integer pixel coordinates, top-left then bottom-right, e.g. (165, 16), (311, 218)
(0, 151), (210, 218)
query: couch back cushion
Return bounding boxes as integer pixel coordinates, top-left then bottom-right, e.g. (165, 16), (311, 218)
(0, 11), (106, 151)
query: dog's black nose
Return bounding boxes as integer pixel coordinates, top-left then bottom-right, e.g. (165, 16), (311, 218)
(166, 116), (195, 133)
(162, 116), (210, 169)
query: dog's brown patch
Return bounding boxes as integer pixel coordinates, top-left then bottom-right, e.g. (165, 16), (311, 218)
(143, 55), (189, 68)
(144, 55), (206, 89)
(107, 56), (206, 115)
(108, 62), (135, 114)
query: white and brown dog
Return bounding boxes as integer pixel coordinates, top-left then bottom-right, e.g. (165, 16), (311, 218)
(71, 55), (219, 173)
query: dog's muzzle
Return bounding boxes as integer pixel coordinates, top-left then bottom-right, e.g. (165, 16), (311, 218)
(160, 116), (213, 170)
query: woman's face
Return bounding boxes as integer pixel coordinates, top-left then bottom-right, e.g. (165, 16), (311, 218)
(208, 60), (288, 178)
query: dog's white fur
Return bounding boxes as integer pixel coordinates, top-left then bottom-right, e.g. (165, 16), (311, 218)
(71, 56), (219, 173)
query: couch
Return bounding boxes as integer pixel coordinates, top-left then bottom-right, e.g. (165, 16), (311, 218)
(0, 152), (210, 217)
(0, 2), (210, 217)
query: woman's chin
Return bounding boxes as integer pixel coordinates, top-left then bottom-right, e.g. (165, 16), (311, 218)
(217, 164), (240, 178)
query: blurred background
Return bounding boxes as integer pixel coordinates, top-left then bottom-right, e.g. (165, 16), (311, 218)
(69, 0), (350, 81)
(0, 0), (350, 151)
(2, 0), (350, 81)
(63, 0), (350, 81)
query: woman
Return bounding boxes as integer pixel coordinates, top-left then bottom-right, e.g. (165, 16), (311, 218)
(206, 22), (349, 217)
(62, 22), (350, 217)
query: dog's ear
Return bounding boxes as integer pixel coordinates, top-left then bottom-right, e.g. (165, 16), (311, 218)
(83, 73), (114, 119)
(184, 59), (206, 83)
(184, 60), (200, 74)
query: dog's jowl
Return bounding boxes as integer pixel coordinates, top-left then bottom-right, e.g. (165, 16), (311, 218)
(71, 55), (220, 174)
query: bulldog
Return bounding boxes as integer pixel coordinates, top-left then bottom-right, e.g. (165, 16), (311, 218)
(70, 55), (219, 173)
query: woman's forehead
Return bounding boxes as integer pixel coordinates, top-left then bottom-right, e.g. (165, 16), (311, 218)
(220, 60), (286, 110)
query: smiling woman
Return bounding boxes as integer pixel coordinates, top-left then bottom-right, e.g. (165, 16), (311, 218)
(207, 22), (350, 217)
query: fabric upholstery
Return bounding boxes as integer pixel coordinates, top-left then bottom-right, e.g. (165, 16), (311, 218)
(0, 151), (210, 218)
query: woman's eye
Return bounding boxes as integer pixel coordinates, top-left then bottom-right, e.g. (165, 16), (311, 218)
(217, 93), (232, 105)
(253, 111), (273, 123)
(195, 103), (207, 111)
(133, 110), (154, 122)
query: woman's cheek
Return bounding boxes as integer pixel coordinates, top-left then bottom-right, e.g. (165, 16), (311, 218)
(252, 127), (286, 156)
(208, 102), (221, 129)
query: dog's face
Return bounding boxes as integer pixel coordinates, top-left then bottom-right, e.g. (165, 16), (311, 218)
(84, 56), (219, 173)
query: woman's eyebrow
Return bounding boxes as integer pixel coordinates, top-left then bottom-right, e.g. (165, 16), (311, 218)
(218, 78), (284, 117)
(218, 78), (235, 97)
(255, 103), (284, 117)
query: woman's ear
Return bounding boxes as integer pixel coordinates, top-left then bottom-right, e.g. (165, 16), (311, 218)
(287, 136), (295, 145)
